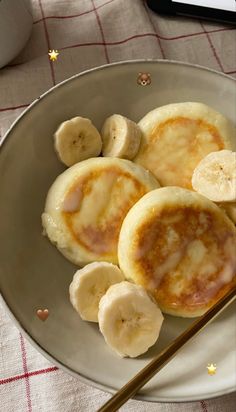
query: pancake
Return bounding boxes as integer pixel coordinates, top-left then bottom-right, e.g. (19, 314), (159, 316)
(42, 157), (159, 266)
(219, 202), (236, 225)
(134, 102), (236, 189)
(118, 187), (236, 317)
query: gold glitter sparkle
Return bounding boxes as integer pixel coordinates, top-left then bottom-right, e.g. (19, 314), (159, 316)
(207, 363), (217, 375)
(48, 50), (59, 61)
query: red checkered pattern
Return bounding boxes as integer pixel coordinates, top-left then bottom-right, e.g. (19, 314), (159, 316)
(0, 1), (236, 411)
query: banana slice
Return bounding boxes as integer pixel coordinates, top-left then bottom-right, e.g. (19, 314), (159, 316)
(69, 262), (124, 322)
(98, 281), (164, 358)
(192, 150), (236, 202)
(101, 114), (141, 159)
(54, 116), (102, 166)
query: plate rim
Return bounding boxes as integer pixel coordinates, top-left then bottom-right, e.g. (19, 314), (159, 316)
(0, 58), (235, 150)
(0, 59), (236, 403)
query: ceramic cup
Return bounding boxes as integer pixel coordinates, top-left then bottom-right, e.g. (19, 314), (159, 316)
(0, 0), (33, 68)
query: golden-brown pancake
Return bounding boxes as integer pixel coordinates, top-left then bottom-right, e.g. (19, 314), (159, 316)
(219, 202), (236, 225)
(134, 102), (236, 189)
(118, 187), (236, 317)
(42, 157), (159, 266)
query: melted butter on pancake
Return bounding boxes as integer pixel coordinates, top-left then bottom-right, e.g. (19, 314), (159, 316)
(63, 186), (83, 212)
(137, 117), (225, 188)
(62, 167), (147, 256)
(133, 206), (236, 314)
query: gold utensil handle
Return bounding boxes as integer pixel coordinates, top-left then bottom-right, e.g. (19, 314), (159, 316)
(98, 285), (236, 412)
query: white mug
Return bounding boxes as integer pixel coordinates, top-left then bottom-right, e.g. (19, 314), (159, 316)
(0, 0), (33, 68)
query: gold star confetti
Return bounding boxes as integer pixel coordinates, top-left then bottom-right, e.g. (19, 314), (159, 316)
(207, 363), (217, 375)
(48, 50), (59, 61)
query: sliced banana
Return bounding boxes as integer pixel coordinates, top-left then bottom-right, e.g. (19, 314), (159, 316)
(192, 150), (236, 202)
(101, 114), (141, 159)
(69, 262), (124, 322)
(54, 116), (102, 167)
(219, 202), (236, 224)
(98, 281), (164, 358)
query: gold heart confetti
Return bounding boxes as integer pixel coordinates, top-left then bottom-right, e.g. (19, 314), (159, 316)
(36, 309), (49, 321)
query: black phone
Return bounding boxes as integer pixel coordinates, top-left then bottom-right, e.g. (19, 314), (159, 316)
(146, 0), (236, 25)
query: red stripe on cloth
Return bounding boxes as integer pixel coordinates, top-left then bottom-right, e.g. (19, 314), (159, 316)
(207, 27), (235, 34)
(38, 0), (56, 86)
(61, 32), (204, 50)
(20, 334), (32, 412)
(0, 367), (58, 385)
(156, 27), (235, 41)
(91, 0), (110, 63)
(33, 0), (116, 24)
(61, 29), (234, 50)
(34, 8), (93, 23)
(0, 103), (29, 112)
(225, 69), (236, 74)
(200, 22), (224, 72)
(61, 35), (153, 49)
(143, 0), (165, 58)
(200, 400), (208, 412)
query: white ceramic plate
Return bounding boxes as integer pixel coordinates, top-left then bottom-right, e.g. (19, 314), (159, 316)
(0, 60), (236, 402)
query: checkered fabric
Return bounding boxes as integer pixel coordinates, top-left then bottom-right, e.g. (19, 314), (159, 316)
(0, 1), (236, 411)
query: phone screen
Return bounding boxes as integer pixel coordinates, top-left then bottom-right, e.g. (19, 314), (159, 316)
(172, 0), (236, 12)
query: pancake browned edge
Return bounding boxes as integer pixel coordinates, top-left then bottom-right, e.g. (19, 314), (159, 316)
(118, 187), (236, 318)
(134, 102), (236, 189)
(219, 202), (236, 225)
(42, 157), (159, 266)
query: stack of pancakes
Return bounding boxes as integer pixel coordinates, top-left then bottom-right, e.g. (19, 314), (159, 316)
(43, 102), (236, 317)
